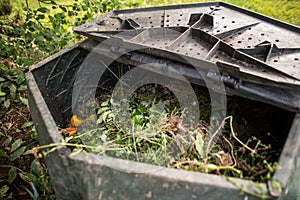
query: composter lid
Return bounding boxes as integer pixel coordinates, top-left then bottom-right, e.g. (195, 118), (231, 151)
(74, 2), (300, 88)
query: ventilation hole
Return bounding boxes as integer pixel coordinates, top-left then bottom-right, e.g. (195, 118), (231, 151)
(229, 36), (233, 39)
(197, 53), (200, 55)
(261, 33), (265, 36)
(273, 60), (278, 62)
(176, 50), (180, 52)
(177, 24), (180, 26)
(238, 32), (242, 35)
(222, 16), (225, 19)
(232, 21), (235, 23)
(248, 28), (251, 30)
(180, 14), (183, 16)
(247, 46), (251, 48)
(116, 28), (119, 30)
(150, 21), (152, 24)
(112, 23), (115, 26)
(151, 26), (154, 28)
(250, 65), (254, 68)
(149, 17), (151, 19)
(237, 41), (242, 44)
(194, 44), (198, 46)
(248, 37), (252, 40)
(223, 26), (227, 28)
(166, 25), (169, 27)
(167, 15), (170, 17)
(215, 56), (219, 59)
(275, 39), (279, 42)
(152, 44), (155, 46)
(157, 39), (160, 41)
(294, 58), (299, 61)
(178, 19), (181, 22)
(217, 30), (220, 32)
(181, 45), (185, 47)
(190, 48), (193, 51)
(164, 43), (168, 45)
(166, 20), (169, 22)
(136, 18), (139, 20)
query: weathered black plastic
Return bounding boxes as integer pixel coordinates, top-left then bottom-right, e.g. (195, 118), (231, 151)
(75, 2), (300, 85)
(26, 39), (300, 200)
(73, 2), (300, 112)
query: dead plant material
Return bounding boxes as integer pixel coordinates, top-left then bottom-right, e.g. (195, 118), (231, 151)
(61, 85), (281, 183)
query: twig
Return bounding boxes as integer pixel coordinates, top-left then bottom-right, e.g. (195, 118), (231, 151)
(228, 116), (256, 154)
(205, 116), (256, 164)
(31, 142), (125, 157)
(173, 160), (242, 175)
(25, 0), (29, 9)
(205, 116), (231, 163)
(0, 165), (26, 174)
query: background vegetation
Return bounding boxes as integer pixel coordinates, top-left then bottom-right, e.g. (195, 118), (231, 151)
(0, 0), (299, 199)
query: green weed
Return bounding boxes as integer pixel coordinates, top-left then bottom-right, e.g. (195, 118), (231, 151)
(57, 84), (280, 183)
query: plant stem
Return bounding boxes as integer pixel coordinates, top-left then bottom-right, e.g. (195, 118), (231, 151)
(228, 116), (256, 154)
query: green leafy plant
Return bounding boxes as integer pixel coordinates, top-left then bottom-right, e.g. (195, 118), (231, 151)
(0, 0), (124, 198)
(53, 84), (280, 184)
(0, 64), (54, 198)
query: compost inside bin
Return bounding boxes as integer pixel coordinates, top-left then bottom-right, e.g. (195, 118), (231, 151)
(59, 61), (295, 183)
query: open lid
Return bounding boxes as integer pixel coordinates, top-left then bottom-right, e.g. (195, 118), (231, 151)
(74, 2), (300, 89)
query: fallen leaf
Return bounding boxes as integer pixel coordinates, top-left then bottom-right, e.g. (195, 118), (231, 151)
(59, 127), (77, 136)
(70, 115), (83, 127)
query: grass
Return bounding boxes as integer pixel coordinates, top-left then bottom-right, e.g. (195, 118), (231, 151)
(10, 0), (76, 10)
(127, 0), (300, 26)
(10, 0), (300, 26)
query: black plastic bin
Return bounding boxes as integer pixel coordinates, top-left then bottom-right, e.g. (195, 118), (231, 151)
(26, 2), (300, 200)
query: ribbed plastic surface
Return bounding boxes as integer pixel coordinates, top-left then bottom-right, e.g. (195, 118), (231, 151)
(75, 2), (300, 86)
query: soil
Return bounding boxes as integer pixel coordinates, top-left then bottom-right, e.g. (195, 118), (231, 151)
(0, 100), (38, 199)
